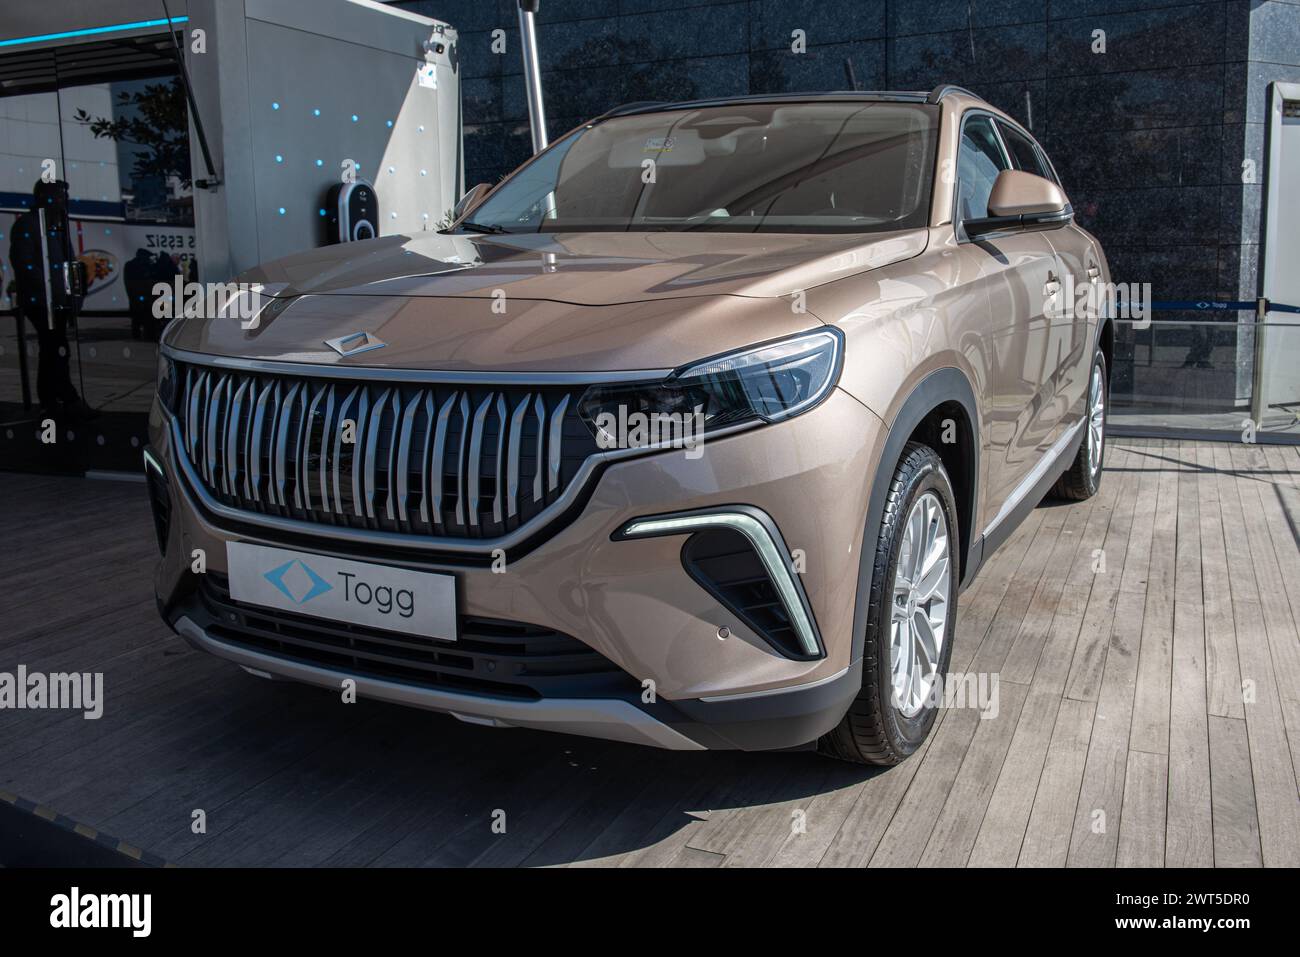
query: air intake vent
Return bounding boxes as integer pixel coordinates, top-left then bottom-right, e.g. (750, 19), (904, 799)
(194, 575), (631, 700)
(681, 527), (808, 659)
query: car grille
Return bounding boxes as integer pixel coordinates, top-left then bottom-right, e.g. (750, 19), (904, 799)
(194, 575), (630, 700)
(171, 362), (599, 540)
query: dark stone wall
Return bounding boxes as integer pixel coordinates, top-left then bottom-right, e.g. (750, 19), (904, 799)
(393, 0), (1300, 306)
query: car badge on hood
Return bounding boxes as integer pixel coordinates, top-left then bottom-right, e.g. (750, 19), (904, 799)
(324, 331), (387, 357)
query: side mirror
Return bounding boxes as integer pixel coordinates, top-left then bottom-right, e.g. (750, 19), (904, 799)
(964, 170), (1071, 238)
(453, 182), (493, 222)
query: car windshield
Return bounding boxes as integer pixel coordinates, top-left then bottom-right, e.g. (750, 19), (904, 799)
(460, 101), (940, 234)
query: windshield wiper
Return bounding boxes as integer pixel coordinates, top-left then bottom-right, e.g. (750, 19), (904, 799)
(458, 221), (511, 235)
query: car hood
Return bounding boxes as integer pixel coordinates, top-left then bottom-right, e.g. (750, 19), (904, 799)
(164, 228), (927, 373)
(238, 228), (929, 304)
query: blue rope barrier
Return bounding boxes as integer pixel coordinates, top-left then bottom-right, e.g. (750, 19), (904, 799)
(1146, 299), (1300, 315)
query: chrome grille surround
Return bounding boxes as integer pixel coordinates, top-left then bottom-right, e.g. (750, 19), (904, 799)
(163, 355), (613, 551)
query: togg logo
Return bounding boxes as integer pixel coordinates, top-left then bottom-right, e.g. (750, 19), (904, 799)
(261, 558), (415, 618)
(263, 559), (333, 604)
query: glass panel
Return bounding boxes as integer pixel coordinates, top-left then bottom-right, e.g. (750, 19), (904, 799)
(1, 90), (81, 473)
(59, 74), (192, 471)
(466, 103), (940, 233)
(996, 120), (1049, 179)
(1110, 318), (1297, 436)
(2, 68), (190, 473)
(955, 114), (1007, 223)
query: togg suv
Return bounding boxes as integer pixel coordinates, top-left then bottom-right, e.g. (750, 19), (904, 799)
(146, 86), (1112, 765)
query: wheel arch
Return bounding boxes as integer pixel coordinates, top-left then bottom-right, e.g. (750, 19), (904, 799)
(849, 367), (981, 663)
(1097, 314), (1115, 377)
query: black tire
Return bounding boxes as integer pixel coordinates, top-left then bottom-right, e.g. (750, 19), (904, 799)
(819, 443), (960, 766)
(1051, 349), (1108, 501)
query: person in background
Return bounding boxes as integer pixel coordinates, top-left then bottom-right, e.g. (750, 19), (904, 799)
(7, 180), (95, 420)
(123, 248), (157, 340)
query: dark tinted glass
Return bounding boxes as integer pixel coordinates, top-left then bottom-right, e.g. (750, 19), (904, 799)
(955, 114), (1008, 222)
(997, 121), (1050, 180)
(464, 102), (940, 234)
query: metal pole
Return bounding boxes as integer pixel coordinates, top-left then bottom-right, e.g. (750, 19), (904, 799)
(517, 1), (548, 153)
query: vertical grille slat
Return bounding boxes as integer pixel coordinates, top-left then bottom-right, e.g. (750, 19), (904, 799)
(383, 390), (402, 524)
(363, 388), (391, 520)
(203, 373), (224, 490)
(429, 391), (458, 530)
(172, 364), (597, 543)
(417, 393), (436, 528)
(506, 393), (530, 520)
(453, 393), (471, 527)
(466, 393), (494, 528)
(492, 393), (507, 525)
(351, 387), (371, 518)
(226, 378), (250, 496)
(318, 384), (337, 514)
(295, 385), (318, 511)
(273, 382), (301, 508)
(395, 392), (422, 526)
(548, 394), (570, 494)
(332, 386), (359, 519)
(184, 367), (199, 462)
(247, 378), (273, 501)
(532, 394), (547, 504)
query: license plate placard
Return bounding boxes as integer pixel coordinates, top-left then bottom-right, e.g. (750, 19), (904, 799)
(226, 542), (456, 640)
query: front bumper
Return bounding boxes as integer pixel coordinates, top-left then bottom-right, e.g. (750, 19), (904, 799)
(147, 386), (885, 751)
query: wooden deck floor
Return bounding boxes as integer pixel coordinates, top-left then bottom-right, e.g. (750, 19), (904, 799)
(1, 439), (1297, 867)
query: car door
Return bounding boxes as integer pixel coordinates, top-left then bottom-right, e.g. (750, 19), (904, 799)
(996, 119), (1091, 454)
(954, 113), (1057, 518)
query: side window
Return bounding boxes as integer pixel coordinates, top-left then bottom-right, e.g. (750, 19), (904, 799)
(997, 121), (1052, 181)
(955, 114), (1008, 223)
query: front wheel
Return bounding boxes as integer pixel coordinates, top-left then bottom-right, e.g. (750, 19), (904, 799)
(1051, 349), (1108, 501)
(819, 443), (959, 766)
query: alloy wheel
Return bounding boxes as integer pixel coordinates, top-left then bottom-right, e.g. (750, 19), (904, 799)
(1087, 362), (1105, 476)
(889, 491), (950, 717)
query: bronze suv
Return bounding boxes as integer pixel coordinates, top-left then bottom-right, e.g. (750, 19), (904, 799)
(146, 85), (1111, 764)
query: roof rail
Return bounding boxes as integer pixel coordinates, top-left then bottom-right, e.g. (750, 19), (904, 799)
(587, 91), (933, 123)
(590, 101), (666, 122)
(926, 84), (979, 104)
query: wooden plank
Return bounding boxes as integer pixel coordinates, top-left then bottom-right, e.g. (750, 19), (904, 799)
(1115, 749), (1167, 867)
(967, 444), (1148, 865)
(1223, 442), (1300, 866)
(917, 680), (1028, 866)
(1198, 443), (1244, 719)
(1165, 443), (1213, 867)
(765, 763), (881, 868)
(1125, 440), (1177, 751)
(1208, 715), (1263, 867)
(1018, 697), (1095, 867)
(868, 494), (1077, 867)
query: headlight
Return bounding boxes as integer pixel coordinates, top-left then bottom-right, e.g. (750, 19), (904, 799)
(578, 328), (842, 449)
